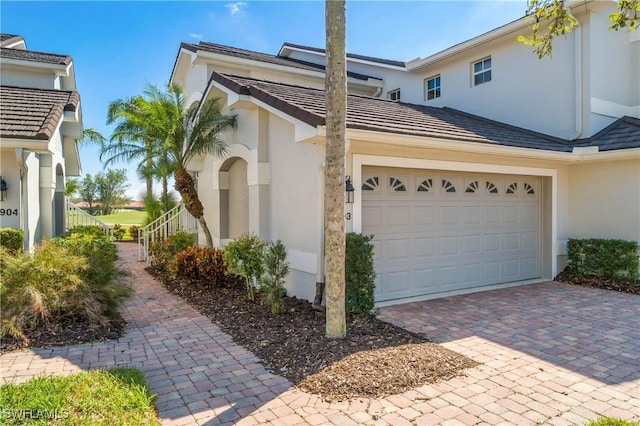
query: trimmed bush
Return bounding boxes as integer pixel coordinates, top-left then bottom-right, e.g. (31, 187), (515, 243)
(0, 228), (23, 254)
(113, 224), (125, 240)
(260, 240), (289, 315)
(567, 238), (639, 280)
(64, 225), (106, 238)
(170, 246), (228, 286)
(149, 231), (195, 271)
(345, 233), (376, 314)
(223, 232), (266, 301)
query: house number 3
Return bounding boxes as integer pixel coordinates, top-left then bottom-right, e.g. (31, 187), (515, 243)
(345, 213), (351, 220)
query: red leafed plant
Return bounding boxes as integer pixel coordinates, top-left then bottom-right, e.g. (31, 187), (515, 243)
(170, 246), (229, 287)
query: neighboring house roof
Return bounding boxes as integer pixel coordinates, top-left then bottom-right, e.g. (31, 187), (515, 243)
(0, 47), (72, 66)
(0, 33), (24, 47)
(212, 73), (573, 152)
(181, 41), (381, 82)
(0, 85), (80, 140)
(574, 116), (640, 151)
(280, 42), (406, 68)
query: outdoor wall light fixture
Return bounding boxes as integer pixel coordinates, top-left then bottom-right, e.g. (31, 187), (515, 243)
(345, 175), (355, 204)
(0, 177), (7, 201)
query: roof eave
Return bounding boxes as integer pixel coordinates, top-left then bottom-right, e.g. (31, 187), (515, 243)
(0, 57), (70, 75)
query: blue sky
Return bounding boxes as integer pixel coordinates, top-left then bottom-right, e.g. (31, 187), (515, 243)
(1, 1), (527, 198)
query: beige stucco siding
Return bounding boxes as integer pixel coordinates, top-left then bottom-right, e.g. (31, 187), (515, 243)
(568, 158), (640, 243)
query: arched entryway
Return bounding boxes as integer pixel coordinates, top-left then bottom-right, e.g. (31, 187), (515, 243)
(219, 157), (249, 239)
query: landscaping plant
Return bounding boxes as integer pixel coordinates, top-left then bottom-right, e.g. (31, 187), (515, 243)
(112, 223), (125, 240)
(223, 232), (266, 301)
(170, 246), (228, 286)
(0, 228), (23, 254)
(345, 233), (376, 314)
(567, 238), (639, 280)
(129, 225), (141, 241)
(149, 230), (195, 271)
(260, 240), (289, 315)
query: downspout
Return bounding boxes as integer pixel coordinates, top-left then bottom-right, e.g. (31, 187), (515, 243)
(570, 14), (583, 140)
(313, 160), (326, 311)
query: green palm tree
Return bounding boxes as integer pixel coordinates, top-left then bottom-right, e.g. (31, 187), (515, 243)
(103, 95), (157, 201)
(151, 83), (237, 248)
(104, 83), (236, 248)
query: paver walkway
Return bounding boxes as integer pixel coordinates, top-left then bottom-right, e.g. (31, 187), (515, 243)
(1, 242), (638, 425)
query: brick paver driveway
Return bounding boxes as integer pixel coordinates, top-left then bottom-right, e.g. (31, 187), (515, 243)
(1, 242), (638, 425)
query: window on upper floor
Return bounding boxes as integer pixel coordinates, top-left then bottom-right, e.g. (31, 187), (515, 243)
(472, 57), (492, 86)
(387, 88), (401, 101)
(425, 75), (441, 100)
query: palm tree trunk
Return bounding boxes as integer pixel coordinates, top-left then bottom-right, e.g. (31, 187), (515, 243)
(324, 0), (347, 339)
(162, 177), (169, 212)
(174, 168), (214, 248)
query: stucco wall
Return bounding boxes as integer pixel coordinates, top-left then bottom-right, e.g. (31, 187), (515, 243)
(1, 69), (56, 89)
(567, 158), (640, 243)
(0, 149), (22, 229)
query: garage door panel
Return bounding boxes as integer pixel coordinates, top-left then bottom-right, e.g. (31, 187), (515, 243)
(362, 168), (542, 302)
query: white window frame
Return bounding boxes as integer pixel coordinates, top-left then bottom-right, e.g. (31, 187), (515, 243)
(425, 74), (441, 100)
(472, 57), (492, 86)
(387, 88), (401, 101)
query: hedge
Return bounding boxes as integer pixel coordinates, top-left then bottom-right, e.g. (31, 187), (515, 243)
(345, 233), (377, 314)
(567, 238), (639, 280)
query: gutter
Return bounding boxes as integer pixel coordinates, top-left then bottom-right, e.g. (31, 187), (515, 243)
(570, 13), (583, 140)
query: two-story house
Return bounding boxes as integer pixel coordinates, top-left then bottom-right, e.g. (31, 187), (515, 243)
(0, 34), (83, 250)
(170, 0), (639, 305)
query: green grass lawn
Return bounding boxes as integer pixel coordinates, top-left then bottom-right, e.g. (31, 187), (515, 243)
(0, 368), (160, 425)
(98, 210), (146, 225)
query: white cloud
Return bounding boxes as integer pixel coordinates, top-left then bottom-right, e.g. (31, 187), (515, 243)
(188, 33), (203, 40)
(225, 2), (247, 17)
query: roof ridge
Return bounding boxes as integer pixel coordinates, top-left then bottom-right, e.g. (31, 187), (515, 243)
(281, 42), (406, 67)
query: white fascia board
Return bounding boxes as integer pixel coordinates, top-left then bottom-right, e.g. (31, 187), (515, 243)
(280, 44), (406, 71)
(169, 48), (197, 85)
(196, 50), (383, 88)
(406, 18), (530, 71)
(0, 58), (69, 76)
(0, 138), (49, 151)
(573, 147), (640, 163)
(208, 79), (321, 143)
(338, 128), (574, 162)
(591, 97), (640, 118)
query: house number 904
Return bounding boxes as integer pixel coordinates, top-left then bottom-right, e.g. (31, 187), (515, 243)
(0, 209), (18, 216)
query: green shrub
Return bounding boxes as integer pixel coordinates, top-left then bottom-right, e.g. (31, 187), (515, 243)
(149, 230), (195, 271)
(0, 242), (92, 339)
(113, 224), (125, 240)
(345, 233), (376, 314)
(260, 240), (289, 315)
(0, 228), (23, 254)
(567, 238), (639, 280)
(223, 232), (266, 301)
(171, 246), (228, 286)
(129, 225), (141, 241)
(584, 418), (639, 426)
(64, 225), (106, 238)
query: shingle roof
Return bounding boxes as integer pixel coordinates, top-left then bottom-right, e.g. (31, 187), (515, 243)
(0, 86), (80, 140)
(281, 42), (406, 68)
(212, 73), (573, 152)
(181, 42), (381, 82)
(574, 116), (640, 151)
(0, 47), (71, 66)
(0, 34), (24, 47)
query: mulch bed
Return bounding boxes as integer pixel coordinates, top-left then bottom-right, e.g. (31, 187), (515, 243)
(555, 269), (640, 295)
(0, 314), (127, 353)
(148, 268), (479, 401)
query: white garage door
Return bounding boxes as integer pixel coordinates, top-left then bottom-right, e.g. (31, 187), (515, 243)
(362, 167), (541, 302)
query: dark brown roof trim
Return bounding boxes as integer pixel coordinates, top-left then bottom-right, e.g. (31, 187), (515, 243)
(572, 116), (640, 151)
(0, 47), (72, 66)
(281, 42), (406, 68)
(180, 41), (380, 82)
(211, 72), (325, 127)
(0, 33), (24, 47)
